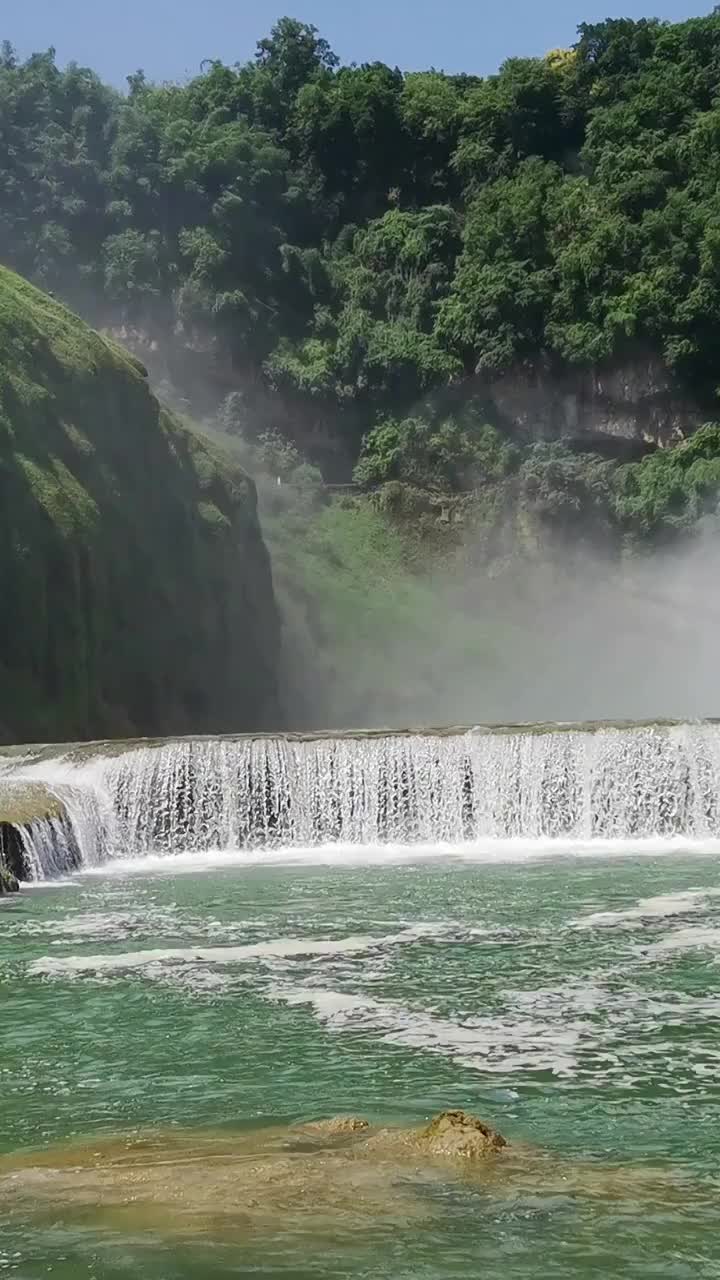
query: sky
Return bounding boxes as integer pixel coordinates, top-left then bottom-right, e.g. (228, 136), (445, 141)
(3, 0), (712, 86)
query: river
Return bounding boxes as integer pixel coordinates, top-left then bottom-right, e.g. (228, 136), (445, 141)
(1, 726), (719, 1277)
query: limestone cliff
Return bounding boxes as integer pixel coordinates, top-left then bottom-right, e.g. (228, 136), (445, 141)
(483, 353), (703, 454)
(0, 268), (279, 744)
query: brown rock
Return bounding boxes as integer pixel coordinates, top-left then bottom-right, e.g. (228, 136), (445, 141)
(421, 1110), (507, 1158)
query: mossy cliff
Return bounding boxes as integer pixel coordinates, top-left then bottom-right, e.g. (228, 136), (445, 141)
(0, 268), (279, 743)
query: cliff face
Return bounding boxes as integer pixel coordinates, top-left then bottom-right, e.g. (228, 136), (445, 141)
(113, 323), (706, 471)
(0, 268), (279, 744)
(484, 355), (703, 455)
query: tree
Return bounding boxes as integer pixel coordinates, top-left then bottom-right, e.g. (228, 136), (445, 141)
(293, 62), (407, 220)
(3, 8), (720, 524)
(438, 159), (561, 371)
(256, 17), (338, 91)
(354, 409), (517, 491)
(613, 423), (720, 534)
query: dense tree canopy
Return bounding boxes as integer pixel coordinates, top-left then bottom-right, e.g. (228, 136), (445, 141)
(3, 13), (720, 518)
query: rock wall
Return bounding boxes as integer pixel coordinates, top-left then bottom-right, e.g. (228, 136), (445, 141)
(0, 268), (280, 744)
(484, 354), (704, 453)
(104, 322), (706, 463)
(0, 826), (22, 892)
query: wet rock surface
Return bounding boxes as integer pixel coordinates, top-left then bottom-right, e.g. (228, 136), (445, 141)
(0, 1109), (694, 1244)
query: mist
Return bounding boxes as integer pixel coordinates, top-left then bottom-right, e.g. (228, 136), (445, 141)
(265, 483), (720, 731)
(437, 533), (720, 726)
(136, 356), (720, 733)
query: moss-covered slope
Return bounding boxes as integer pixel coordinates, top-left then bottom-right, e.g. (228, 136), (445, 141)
(0, 268), (279, 742)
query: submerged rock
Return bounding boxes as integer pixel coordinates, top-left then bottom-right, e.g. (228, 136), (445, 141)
(0, 1109), (694, 1243)
(297, 1116), (371, 1138)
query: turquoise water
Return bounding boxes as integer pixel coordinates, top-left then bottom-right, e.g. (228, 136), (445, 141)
(2, 850), (720, 1278)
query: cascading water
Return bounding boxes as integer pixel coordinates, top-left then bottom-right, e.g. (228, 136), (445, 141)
(3, 721), (720, 878)
(0, 756), (118, 881)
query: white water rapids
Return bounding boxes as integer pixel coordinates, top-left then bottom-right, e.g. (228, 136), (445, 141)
(2, 722), (720, 879)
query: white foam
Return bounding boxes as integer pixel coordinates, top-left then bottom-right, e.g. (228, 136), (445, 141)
(20, 879), (81, 891)
(572, 888), (720, 930)
(646, 926), (720, 955)
(27, 925), (434, 979)
(269, 975), (720, 1084)
(49, 837), (720, 883)
(269, 985), (582, 1076)
(1, 754), (116, 878)
(4, 908), (189, 944)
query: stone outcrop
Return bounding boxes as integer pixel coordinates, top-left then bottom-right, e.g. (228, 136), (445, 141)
(0, 824), (24, 889)
(0, 860), (19, 893)
(0, 785), (60, 889)
(295, 1109), (506, 1158)
(421, 1109), (507, 1157)
(0, 778), (83, 886)
(484, 354), (704, 453)
(0, 267), (279, 745)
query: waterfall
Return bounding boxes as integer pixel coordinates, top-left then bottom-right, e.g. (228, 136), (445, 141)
(16, 815), (84, 881)
(3, 721), (720, 878)
(0, 756), (118, 881)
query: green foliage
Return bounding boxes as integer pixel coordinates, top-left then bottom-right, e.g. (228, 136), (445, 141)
(0, 48), (119, 301)
(518, 442), (615, 536)
(354, 408), (518, 491)
(0, 23), (705, 355)
(103, 229), (163, 301)
(0, 22), (703, 382)
(437, 158), (560, 369)
(613, 423), (720, 534)
(4, 13), (720, 535)
(452, 54), (582, 187)
(0, 266), (278, 743)
(255, 17), (338, 127)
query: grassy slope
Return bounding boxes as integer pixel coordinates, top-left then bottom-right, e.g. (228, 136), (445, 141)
(264, 494), (508, 729)
(0, 268), (278, 743)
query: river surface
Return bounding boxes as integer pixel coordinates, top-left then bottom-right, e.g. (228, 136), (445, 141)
(2, 848), (720, 1278)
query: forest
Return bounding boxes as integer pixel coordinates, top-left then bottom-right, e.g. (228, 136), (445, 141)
(2, 12), (720, 536)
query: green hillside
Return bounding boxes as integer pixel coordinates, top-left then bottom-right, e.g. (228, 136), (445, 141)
(0, 267), (278, 743)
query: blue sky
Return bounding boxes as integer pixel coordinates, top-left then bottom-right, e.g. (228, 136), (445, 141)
(4, 0), (712, 86)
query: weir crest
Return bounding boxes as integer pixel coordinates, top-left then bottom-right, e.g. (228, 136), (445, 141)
(1, 722), (720, 879)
